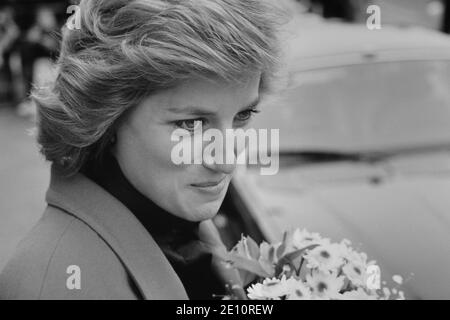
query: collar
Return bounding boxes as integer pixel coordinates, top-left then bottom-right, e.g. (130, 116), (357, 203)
(82, 153), (200, 247)
(45, 165), (189, 300)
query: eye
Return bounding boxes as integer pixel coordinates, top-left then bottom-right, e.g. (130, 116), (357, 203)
(174, 119), (204, 132)
(234, 109), (260, 123)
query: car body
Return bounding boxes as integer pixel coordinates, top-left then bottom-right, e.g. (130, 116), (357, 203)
(218, 22), (450, 299)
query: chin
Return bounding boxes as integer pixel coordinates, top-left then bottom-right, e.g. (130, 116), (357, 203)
(186, 200), (222, 222)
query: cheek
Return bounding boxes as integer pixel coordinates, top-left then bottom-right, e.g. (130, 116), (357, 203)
(146, 135), (174, 168)
(135, 125), (179, 170)
(135, 127), (202, 196)
(117, 123), (185, 191)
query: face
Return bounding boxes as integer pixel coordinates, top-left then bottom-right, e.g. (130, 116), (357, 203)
(113, 75), (261, 222)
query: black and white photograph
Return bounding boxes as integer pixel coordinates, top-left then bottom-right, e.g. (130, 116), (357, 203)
(0, 0), (450, 303)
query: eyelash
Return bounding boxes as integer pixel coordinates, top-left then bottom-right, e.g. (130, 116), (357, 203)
(235, 109), (260, 123)
(174, 109), (260, 132)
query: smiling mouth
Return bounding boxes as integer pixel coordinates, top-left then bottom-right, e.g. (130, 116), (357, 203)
(191, 176), (227, 188)
(190, 177), (228, 193)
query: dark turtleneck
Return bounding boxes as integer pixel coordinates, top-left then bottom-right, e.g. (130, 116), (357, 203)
(83, 152), (227, 300)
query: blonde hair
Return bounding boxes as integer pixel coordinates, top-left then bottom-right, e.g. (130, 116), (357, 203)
(33, 0), (282, 176)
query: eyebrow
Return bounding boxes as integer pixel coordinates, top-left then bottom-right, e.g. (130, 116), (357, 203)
(167, 96), (260, 116)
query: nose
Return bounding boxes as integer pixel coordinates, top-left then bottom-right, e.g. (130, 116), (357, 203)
(202, 129), (238, 175)
(203, 161), (236, 175)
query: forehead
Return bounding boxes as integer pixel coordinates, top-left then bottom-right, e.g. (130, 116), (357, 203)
(140, 74), (262, 118)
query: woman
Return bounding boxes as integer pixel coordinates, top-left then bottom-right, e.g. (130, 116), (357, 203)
(0, 0), (280, 299)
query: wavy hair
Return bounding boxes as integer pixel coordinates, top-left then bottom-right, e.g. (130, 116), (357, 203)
(33, 0), (283, 176)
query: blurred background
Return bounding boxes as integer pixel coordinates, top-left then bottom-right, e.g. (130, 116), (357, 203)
(2, 0), (450, 299)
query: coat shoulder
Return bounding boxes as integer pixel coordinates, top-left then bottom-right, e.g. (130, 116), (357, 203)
(0, 206), (140, 300)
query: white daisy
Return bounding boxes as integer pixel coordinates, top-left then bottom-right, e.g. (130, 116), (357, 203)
(292, 228), (326, 249)
(340, 246), (368, 266)
(342, 261), (366, 287)
(247, 276), (290, 300)
(306, 271), (345, 299)
(247, 283), (272, 300)
(304, 243), (344, 272)
(284, 278), (312, 300)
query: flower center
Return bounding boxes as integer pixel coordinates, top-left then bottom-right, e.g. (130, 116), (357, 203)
(266, 281), (278, 287)
(317, 282), (328, 293)
(320, 250), (331, 259)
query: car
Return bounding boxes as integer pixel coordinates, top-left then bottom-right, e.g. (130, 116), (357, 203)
(216, 22), (450, 299)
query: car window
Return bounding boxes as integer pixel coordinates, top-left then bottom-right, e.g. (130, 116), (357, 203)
(254, 61), (450, 152)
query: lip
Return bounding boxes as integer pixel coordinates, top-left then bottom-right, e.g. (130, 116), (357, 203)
(191, 177), (228, 194)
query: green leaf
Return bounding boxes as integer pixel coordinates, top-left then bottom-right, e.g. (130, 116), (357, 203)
(231, 235), (260, 260)
(245, 236), (261, 260)
(275, 244), (319, 277)
(268, 246), (276, 263)
(227, 253), (273, 279)
(258, 257), (276, 276)
(276, 233), (287, 260)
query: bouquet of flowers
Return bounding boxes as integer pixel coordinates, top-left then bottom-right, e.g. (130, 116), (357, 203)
(223, 228), (405, 300)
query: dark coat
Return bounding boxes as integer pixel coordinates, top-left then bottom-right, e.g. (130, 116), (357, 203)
(0, 166), (242, 300)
